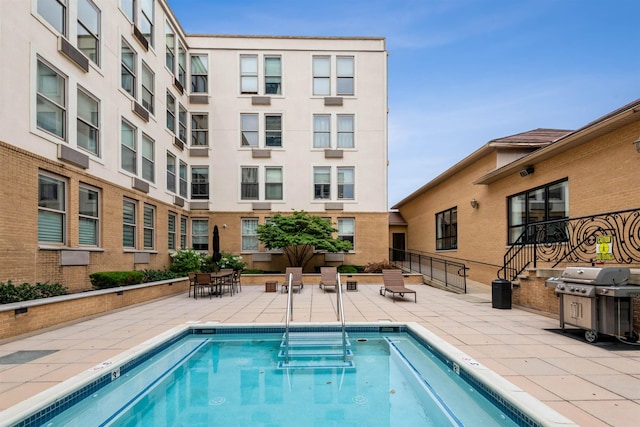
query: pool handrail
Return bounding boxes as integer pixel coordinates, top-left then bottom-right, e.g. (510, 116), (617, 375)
(284, 272), (293, 363)
(336, 273), (348, 362)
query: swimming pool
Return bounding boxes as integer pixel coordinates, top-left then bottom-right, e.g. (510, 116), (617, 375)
(2, 323), (575, 427)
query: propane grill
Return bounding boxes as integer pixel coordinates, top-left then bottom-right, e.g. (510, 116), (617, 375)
(547, 267), (639, 343)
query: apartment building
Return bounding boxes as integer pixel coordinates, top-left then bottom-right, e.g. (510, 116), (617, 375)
(0, 1), (389, 291)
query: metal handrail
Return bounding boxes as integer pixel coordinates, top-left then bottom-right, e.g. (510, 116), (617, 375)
(336, 273), (348, 362)
(284, 273), (293, 363)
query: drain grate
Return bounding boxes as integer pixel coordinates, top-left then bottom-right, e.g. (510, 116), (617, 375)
(0, 350), (58, 364)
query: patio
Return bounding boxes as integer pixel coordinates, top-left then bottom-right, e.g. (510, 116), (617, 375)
(0, 280), (639, 426)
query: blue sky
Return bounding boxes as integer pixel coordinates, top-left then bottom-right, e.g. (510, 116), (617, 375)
(167, 0), (640, 207)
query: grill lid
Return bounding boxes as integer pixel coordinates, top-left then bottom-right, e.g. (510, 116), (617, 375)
(561, 266), (630, 285)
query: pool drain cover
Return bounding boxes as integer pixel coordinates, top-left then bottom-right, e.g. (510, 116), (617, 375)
(353, 395), (368, 404)
(209, 397), (226, 406)
(356, 338), (368, 343)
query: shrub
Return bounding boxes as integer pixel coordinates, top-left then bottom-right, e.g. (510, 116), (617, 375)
(169, 248), (204, 275)
(217, 251), (246, 271)
(89, 271), (144, 290)
(243, 269), (264, 274)
(141, 269), (179, 282)
(363, 260), (397, 273)
(0, 281), (68, 304)
(337, 265), (359, 274)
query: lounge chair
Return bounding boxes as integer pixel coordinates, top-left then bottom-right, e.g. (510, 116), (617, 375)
(380, 269), (416, 303)
(282, 267), (303, 293)
(319, 267), (338, 293)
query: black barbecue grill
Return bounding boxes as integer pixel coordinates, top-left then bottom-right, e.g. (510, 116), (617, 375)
(547, 267), (639, 343)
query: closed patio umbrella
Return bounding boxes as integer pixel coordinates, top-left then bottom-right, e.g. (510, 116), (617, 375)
(213, 225), (221, 263)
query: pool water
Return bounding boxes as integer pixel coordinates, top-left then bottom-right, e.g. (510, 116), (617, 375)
(44, 332), (518, 427)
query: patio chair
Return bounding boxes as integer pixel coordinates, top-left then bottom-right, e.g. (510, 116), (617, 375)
(188, 272), (197, 298)
(232, 270), (242, 293)
(217, 269), (235, 296)
(194, 273), (215, 299)
(380, 269), (416, 303)
(319, 267), (338, 293)
(282, 267), (303, 293)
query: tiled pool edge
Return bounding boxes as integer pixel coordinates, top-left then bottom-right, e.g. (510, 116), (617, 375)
(0, 321), (578, 427)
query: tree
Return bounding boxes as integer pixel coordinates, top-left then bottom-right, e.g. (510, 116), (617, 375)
(256, 211), (352, 271)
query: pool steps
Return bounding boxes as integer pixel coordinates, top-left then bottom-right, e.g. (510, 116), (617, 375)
(277, 331), (354, 369)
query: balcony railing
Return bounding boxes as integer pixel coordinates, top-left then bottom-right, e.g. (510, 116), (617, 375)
(499, 208), (640, 281)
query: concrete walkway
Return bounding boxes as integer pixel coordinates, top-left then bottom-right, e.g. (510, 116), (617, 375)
(0, 281), (639, 426)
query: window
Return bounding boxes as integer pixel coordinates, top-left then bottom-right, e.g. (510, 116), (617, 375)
(38, 173), (66, 243)
(37, 60), (66, 139)
(178, 104), (187, 142)
(121, 120), (136, 174)
(265, 56), (281, 95)
(77, 0), (100, 65)
(121, 39), (136, 97)
(179, 161), (188, 197)
(191, 55), (208, 93)
(436, 207), (457, 250)
(121, 0), (134, 22)
(337, 167), (354, 200)
(338, 218), (354, 248)
(140, 0), (153, 47)
(165, 22), (175, 72)
(77, 88), (99, 156)
(178, 43), (186, 88)
(240, 55), (258, 94)
(241, 113), (258, 146)
(166, 92), (175, 132)
(38, 0), (67, 35)
(191, 166), (209, 199)
(242, 218), (259, 251)
(79, 185), (99, 246)
(191, 218), (208, 251)
(337, 115), (354, 148)
(191, 113), (208, 146)
(168, 212), (176, 250)
(166, 152), (176, 192)
(313, 115), (330, 148)
(241, 167), (259, 200)
(141, 134), (154, 183)
(508, 179), (569, 244)
(141, 62), (154, 114)
(143, 204), (155, 249)
(180, 215), (187, 248)
(313, 56), (330, 96)
(314, 167), (331, 199)
(265, 115), (282, 147)
(265, 167), (283, 200)
(123, 198), (136, 248)
(336, 56), (354, 95)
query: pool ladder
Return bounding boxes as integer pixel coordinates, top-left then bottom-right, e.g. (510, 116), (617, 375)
(278, 272), (354, 369)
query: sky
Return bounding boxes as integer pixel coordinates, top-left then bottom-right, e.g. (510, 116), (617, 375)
(166, 0), (640, 208)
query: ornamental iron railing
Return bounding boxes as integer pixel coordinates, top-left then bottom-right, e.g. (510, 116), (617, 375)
(498, 208), (640, 281)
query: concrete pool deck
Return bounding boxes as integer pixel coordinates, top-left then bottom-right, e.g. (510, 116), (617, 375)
(0, 280), (639, 426)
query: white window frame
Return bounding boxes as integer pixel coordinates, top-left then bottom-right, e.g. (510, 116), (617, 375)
(179, 161), (188, 198)
(141, 133), (154, 183)
(121, 39), (136, 97)
(77, 87), (100, 156)
(241, 166), (259, 201)
(313, 114), (330, 148)
(166, 91), (176, 133)
(240, 55), (258, 94)
(78, 184), (100, 246)
(191, 218), (209, 251)
(191, 54), (208, 93)
(191, 166), (209, 200)
(241, 218), (259, 252)
(166, 152), (176, 193)
(140, 0), (154, 47)
(141, 61), (154, 114)
(313, 166), (331, 200)
(178, 104), (187, 142)
(180, 215), (188, 249)
(337, 167), (355, 200)
(168, 211), (177, 251)
(143, 203), (155, 250)
(165, 21), (175, 73)
(191, 113), (208, 146)
(120, 119), (137, 174)
(37, 0), (67, 35)
(36, 58), (67, 141)
(122, 197), (137, 248)
(337, 114), (355, 148)
(338, 218), (355, 250)
(38, 172), (67, 244)
(265, 114), (282, 147)
(241, 113), (258, 147)
(265, 167), (283, 201)
(336, 56), (355, 96)
(77, 0), (100, 65)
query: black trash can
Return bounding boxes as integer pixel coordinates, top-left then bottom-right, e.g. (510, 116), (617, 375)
(491, 279), (512, 309)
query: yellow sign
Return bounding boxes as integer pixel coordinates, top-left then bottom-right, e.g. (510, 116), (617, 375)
(596, 236), (613, 261)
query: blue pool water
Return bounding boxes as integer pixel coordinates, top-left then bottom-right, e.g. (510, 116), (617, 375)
(39, 330), (520, 427)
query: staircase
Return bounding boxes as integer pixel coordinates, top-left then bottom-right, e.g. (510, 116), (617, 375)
(278, 271), (353, 369)
(277, 331), (354, 369)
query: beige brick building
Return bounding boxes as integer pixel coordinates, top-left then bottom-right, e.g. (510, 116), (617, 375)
(0, 1), (388, 292)
(392, 99), (640, 286)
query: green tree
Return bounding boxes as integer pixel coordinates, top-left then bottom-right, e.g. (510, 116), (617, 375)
(257, 211), (352, 271)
